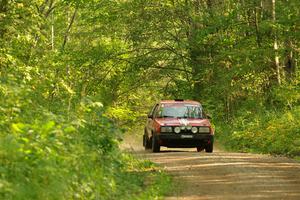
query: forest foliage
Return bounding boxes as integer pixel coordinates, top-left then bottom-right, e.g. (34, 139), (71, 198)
(0, 0), (299, 199)
(0, 0), (171, 199)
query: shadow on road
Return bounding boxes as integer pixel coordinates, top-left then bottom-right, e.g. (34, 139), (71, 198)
(121, 134), (300, 199)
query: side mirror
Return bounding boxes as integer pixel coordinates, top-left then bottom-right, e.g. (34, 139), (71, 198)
(206, 114), (212, 119)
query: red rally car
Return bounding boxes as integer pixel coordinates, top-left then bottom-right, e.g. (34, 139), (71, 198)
(143, 99), (214, 153)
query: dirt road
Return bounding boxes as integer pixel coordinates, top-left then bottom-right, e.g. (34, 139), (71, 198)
(122, 136), (300, 200)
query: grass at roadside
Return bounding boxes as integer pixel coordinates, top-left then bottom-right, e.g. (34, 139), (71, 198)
(295, 156), (300, 162)
(120, 154), (173, 200)
(120, 132), (173, 200)
(216, 106), (300, 158)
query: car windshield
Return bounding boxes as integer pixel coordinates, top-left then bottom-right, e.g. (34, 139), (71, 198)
(157, 104), (203, 119)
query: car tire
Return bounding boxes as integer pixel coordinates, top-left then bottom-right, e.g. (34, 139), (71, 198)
(143, 135), (151, 150)
(143, 135), (146, 147)
(197, 147), (204, 152)
(152, 135), (160, 153)
(205, 143), (213, 153)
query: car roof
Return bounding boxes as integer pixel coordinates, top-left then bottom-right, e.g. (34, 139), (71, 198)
(160, 100), (201, 105)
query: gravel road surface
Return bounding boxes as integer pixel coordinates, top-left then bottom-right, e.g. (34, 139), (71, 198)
(122, 136), (300, 200)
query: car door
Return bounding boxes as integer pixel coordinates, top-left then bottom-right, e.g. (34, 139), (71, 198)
(145, 103), (159, 139)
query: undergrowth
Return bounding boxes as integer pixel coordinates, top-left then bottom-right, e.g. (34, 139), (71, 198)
(217, 106), (300, 157)
(0, 81), (171, 199)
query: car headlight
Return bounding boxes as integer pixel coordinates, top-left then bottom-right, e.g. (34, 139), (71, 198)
(198, 126), (210, 133)
(160, 126), (172, 133)
(191, 127), (198, 133)
(174, 127), (181, 134)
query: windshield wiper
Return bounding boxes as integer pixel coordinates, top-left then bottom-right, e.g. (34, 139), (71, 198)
(161, 115), (175, 118)
(179, 116), (203, 119)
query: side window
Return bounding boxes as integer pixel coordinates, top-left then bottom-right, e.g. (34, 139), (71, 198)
(148, 104), (159, 118)
(153, 104), (162, 118)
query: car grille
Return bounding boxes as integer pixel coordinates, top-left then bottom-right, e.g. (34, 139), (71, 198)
(178, 129), (193, 134)
(168, 129), (209, 134)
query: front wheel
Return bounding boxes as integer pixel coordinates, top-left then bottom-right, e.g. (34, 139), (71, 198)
(152, 135), (160, 153)
(196, 147), (204, 152)
(143, 135), (151, 150)
(205, 143), (213, 153)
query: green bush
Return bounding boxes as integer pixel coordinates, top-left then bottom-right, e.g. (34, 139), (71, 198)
(217, 106), (300, 157)
(0, 80), (171, 200)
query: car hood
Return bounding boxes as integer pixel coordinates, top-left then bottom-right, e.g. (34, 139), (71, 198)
(155, 118), (211, 127)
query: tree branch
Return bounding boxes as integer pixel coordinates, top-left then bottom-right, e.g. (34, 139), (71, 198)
(115, 57), (192, 74)
(62, 7), (78, 51)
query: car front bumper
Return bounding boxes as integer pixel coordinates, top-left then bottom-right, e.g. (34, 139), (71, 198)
(156, 133), (214, 148)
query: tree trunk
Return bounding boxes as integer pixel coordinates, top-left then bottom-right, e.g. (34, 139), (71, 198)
(254, 6), (262, 47)
(272, 0), (281, 85)
(189, 0), (202, 100)
(0, 0), (8, 38)
(284, 40), (295, 79)
(51, 11), (55, 50)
